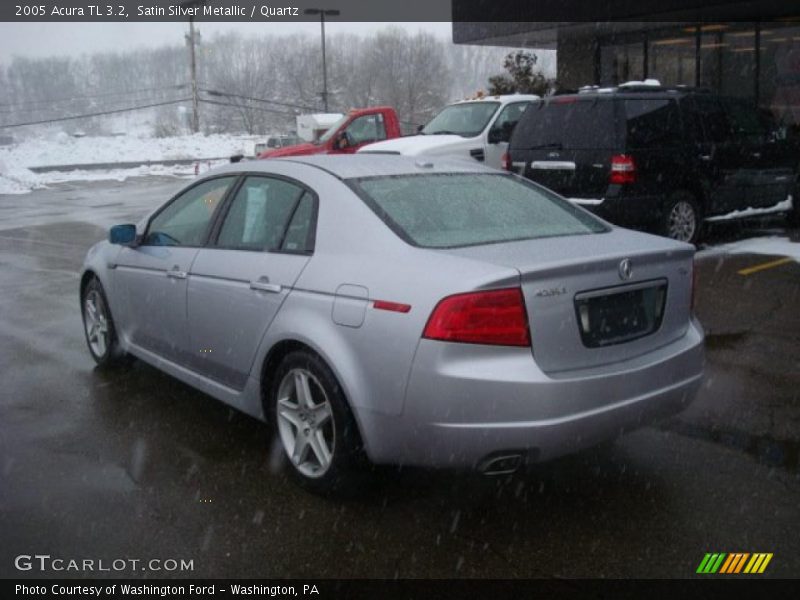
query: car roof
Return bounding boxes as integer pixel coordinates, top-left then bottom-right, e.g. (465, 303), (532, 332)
(212, 154), (498, 180)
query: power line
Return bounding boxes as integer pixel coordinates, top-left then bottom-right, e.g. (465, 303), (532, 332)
(199, 98), (299, 117)
(200, 88), (320, 113)
(0, 84), (190, 111)
(0, 98), (192, 129)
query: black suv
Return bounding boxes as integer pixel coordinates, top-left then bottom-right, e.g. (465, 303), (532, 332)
(504, 86), (799, 243)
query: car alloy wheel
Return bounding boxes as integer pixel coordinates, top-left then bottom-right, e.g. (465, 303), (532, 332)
(275, 368), (336, 479)
(667, 200), (697, 243)
(83, 289), (110, 358)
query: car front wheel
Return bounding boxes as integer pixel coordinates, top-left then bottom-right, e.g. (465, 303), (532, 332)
(269, 350), (364, 494)
(81, 277), (127, 368)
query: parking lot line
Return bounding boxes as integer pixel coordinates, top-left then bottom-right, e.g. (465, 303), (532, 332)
(737, 257), (794, 276)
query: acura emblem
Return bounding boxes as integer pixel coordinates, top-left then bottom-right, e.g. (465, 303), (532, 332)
(618, 258), (633, 280)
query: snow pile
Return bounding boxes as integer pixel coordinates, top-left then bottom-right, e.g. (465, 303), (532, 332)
(0, 132), (257, 195)
(0, 159), (47, 195)
(705, 196), (793, 222)
(698, 235), (800, 263)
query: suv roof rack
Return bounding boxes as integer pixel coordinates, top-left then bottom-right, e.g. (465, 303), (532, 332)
(567, 82), (714, 96)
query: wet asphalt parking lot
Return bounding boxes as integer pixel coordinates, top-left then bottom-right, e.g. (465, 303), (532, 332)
(0, 177), (798, 579)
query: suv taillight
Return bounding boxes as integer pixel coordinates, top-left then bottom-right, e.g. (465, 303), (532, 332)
(610, 154), (636, 185)
(501, 151), (511, 171)
(422, 288), (531, 347)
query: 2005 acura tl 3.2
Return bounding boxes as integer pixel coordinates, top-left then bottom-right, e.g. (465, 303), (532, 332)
(80, 155), (704, 493)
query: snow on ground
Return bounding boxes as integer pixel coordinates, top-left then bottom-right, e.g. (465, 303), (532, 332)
(0, 132), (257, 195)
(698, 235), (800, 263)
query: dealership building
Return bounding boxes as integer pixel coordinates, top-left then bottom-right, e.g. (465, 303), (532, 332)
(452, 3), (800, 128)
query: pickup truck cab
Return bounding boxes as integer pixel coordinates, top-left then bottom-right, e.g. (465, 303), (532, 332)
(358, 94), (538, 169)
(258, 107), (402, 158)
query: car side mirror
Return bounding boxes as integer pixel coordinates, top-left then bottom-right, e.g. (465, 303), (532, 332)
(417, 124), (424, 133)
(109, 224), (137, 246)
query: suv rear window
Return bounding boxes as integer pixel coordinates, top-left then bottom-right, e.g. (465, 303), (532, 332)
(349, 173), (607, 249)
(512, 99), (618, 150)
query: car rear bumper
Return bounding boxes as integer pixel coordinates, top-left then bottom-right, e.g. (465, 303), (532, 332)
(357, 319), (704, 468)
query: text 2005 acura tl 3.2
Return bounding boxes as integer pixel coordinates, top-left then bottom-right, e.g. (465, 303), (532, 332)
(80, 155), (704, 493)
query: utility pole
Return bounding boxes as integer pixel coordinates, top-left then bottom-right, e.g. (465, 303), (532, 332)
(304, 8), (340, 112)
(187, 16), (199, 133)
(181, 0), (206, 133)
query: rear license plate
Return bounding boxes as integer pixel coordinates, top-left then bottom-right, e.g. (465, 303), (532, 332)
(575, 280), (667, 348)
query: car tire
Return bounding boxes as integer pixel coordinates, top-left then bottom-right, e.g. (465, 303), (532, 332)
(662, 191), (702, 244)
(268, 350), (365, 495)
(81, 277), (127, 368)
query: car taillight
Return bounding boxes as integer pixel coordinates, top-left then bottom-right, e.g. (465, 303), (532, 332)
(422, 288), (531, 347)
(501, 151), (511, 171)
(610, 154), (636, 184)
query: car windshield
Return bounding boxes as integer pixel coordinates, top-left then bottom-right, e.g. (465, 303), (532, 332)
(350, 173), (607, 248)
(421, 102), (500, 137)
(512, 98), (619, 149)
(316, 114), (350, 144)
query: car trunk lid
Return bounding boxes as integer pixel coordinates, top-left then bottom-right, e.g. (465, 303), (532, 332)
(439, 229), (695, 373)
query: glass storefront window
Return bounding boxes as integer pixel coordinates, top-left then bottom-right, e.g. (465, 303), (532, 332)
(600, 40), (644, 86)
(699, 24), (756, 99)
(648, 29), (697, 86)
(759, 23), (800, 134)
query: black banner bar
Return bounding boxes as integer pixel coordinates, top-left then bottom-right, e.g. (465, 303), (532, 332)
(4, 579), (800, 600)
(1, 0), (797, 22)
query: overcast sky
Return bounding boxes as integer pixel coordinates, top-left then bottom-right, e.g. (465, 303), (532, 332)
(0, 22), (455, 61)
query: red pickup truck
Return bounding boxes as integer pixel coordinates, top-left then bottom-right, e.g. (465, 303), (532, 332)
(258, 106), (403, 158)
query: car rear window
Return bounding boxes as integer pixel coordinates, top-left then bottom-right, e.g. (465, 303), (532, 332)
(349, 173), (608, 249)
(511, 98), (618, 150)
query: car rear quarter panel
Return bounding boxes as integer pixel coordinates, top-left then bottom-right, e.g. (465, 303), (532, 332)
(247, 165), (520, 432)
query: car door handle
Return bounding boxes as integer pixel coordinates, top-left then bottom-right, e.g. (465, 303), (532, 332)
(250, 279), (281, 293)
(698, 154), (712, 161)
(751, 152), (761, 159)
(166, 268), (187, 279)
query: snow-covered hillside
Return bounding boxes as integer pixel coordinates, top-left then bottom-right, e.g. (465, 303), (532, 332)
(0, 132), (257, 195)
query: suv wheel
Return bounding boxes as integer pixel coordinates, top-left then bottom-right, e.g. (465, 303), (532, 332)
(268, 350), (364, 494)
(662, 191), (701, 244)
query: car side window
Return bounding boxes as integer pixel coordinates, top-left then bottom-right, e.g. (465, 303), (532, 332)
(215, 176), (306, 251)
(346, 114), (387, 145)
(623, 99), (681, 147)
(144, 177), (235, 247)
(722, 99), (767, 144)
(280, 193), (315, 253)
(489, 102), (529, 139)
(691, 96), (731, 144)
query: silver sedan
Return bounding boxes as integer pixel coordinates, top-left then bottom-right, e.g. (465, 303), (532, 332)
(80, 155), (704, 493)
